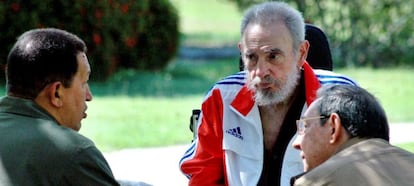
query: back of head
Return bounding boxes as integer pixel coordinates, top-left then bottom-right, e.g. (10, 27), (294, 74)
(317, 84), (389, 141)
(240, 1), (305, 53)
(6, 28), (87, 99)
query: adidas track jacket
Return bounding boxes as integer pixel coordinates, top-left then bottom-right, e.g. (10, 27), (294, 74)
(179, 63), (357, 186)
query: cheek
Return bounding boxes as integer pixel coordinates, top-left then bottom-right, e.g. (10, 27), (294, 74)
(304, 132), (331, 164)
(76, 85), (88, 98)
(246, 69), (256, 83)
(302, 139), (321, 169)
(301, 136), (312, 153)
(302, 133), (324, 157)
(268, 63), (293, 79)
(70, 89), (86, 108)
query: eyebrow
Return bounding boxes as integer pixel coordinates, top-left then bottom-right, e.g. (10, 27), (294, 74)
(265, 48), (283, 54)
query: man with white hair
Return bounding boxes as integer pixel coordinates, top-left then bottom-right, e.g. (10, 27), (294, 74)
(179, 2), (357, 185)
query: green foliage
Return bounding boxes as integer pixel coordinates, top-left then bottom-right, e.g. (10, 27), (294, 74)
(226, 0), (266, 10)
(307, 0), (414, 68)
(0, 0), (179, 81)
(226, 0), (414, 68)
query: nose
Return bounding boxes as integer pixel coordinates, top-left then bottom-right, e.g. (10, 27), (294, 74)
(254, 58), (269, 79)
(292, 134), (303, 150)
(86, 85), (93, 101)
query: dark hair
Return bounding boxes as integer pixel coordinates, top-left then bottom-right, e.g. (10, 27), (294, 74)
(6, 28), (87, 99)
(317, 84), (389, 141)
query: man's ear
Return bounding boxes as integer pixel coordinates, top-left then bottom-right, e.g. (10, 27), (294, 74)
(238, 42), (243, 53)
(48, 82), (63, 107)
(328, 113), (346, 144)
(298, 40), (310, 68)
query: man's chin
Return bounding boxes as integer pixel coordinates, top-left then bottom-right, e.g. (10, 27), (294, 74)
(255, 91), (286, 106)
(73, 123), (82, 132)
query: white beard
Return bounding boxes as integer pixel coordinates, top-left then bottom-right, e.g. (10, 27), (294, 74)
(247, 66), (300, 106)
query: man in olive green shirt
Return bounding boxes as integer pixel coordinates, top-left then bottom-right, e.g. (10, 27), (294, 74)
(0, 28), (119, 185)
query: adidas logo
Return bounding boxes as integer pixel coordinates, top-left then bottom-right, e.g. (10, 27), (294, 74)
(226, 127), (243, 140)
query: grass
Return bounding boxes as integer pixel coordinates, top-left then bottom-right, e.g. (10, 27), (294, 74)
(81, 58), (241, 151)
(80, 96), (199, 150)
(336, 68), (414, 122)
(397, 142), (414, 153)
(170, 0), (241, 46)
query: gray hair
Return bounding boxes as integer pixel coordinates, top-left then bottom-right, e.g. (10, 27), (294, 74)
(240, 1), (305, 53)
(316, 84), (390, 141)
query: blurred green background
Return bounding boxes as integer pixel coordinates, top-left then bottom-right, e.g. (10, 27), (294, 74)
(82, 0), (414, 152)
(0, 0), (412, 152)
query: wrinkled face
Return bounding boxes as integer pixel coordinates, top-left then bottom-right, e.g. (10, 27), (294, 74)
(293, 99), (334, 171)
(59, 52), (93, 131)
(240, 23), (301, 105)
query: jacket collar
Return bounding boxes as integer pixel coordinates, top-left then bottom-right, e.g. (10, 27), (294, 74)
(0, 96), (58, 123)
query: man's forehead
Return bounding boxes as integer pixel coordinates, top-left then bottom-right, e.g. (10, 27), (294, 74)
(306, 98), (322, 116)
(241, 23), (293, 52)
(77, 52), (90, 74)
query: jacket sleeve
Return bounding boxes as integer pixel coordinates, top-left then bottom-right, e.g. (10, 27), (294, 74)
(180, 89), (227, 185)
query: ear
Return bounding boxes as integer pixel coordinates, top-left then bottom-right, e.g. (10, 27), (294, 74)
(297, 40), (310, 68)
(48, 82), (64, 107)
(328, 113), (346, 144)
